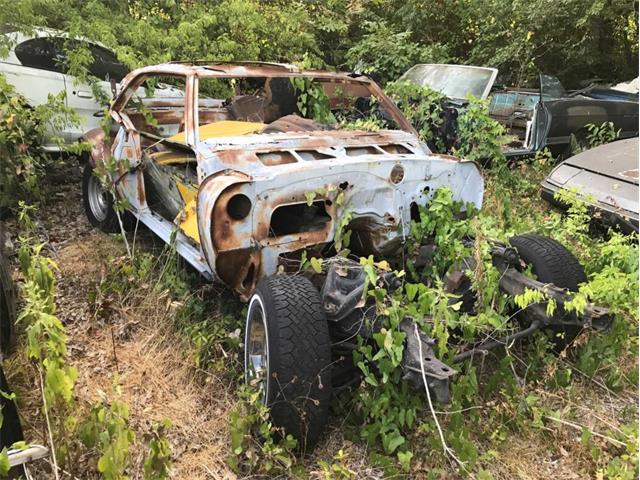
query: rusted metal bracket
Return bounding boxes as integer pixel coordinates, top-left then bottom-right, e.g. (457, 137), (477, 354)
(399, 318), (456, 404)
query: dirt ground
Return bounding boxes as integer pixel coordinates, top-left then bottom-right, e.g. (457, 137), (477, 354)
(3, 165), (637, 479)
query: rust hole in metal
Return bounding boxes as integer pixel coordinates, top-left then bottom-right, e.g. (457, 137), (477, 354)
(269, 201), (331, 237)
(410, 202), (420, 222)
(339, 181), (349, 190)
(390, 164), (405, 184)
(227, 194), (252, 220)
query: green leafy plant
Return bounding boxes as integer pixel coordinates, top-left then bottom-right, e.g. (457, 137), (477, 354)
(0, 75), (83, 212)
(345, 21), (448, 84)
(385, 81), (448, 150)
(228, 384), (298, 475)
(317, 449), (356, 479)
(143, 420), (173, 480)
(16, 203), (78, 466)
(80, 395), (136, 480)
(290, 77), (336, 124)
(586, 121), (620, 148)
(454, 96), (506, 164)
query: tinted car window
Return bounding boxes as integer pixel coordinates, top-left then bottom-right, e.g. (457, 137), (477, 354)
(87, 44), (128, 82)
(14, 37), (66, 73)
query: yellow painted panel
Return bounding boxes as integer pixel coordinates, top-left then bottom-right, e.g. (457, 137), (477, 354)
(151, 151), (192, 165)
(175, 181), (200, 243)
(177, 199), (200, 244)
(177, 181), (197, 205)
(168, 120), (265, 144)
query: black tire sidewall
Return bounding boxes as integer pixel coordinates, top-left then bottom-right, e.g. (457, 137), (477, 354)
(246, 275), (332, 451)
(509, 234), (587, 348)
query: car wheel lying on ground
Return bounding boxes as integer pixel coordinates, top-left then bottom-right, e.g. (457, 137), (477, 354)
(509, 234), (588, 349)
(82, 61), (614, 448)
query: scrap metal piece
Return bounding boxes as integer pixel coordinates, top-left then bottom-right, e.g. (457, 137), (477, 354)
(399, 318), (456, 404)
(453, 320), (543, 362)
(321, 261), (403, 322)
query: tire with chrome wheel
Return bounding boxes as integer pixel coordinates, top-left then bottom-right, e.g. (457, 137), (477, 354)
(245, 274), (332, 451)
(82, 163), (132, 233)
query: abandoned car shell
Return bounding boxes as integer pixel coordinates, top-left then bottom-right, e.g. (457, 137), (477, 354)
(541, 137), (639, 233)
(85, 62), (484, 299)
(82, 62), (614, 450)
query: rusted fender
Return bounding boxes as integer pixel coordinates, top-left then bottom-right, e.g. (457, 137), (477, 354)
(197, 171), (256, 297)
(82, 127), (111, 167)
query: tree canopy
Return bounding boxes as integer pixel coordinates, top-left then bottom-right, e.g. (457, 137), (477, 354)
(1, 0), (637, 87)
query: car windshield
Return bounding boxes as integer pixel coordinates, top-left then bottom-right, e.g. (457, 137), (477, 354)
(539, 74), (568, 101)
(398, 64), (497, 100)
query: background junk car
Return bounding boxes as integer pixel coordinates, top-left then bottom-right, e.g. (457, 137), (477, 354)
(541, 137), (639, 234)
(82, 62), (612, 448)
(398, 64), (639, 159)
(0, 28), (183, 150)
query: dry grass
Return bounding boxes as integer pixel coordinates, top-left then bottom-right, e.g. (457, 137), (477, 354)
(5, 171), (242, 479)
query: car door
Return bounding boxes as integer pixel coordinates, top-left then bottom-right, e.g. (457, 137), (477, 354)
(62, 40), (129, 140)
(5, 37), (69, 147)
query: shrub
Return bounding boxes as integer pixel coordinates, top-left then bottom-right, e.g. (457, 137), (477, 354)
(0, 74), (80, 213)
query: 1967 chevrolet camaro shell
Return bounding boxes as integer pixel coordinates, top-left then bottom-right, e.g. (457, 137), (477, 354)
(82, 62), (484, 298)
(83, 62), (611, 449)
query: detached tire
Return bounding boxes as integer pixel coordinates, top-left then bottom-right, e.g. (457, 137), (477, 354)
(82, 163), (133, 233)
(245, 275), (332, 451)
(509, 234), (587, 349)
(0, 253), (14, 355)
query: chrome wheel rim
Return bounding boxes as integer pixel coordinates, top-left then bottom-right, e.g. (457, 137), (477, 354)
(245, 295), (269, 402)
(87, 174), (110, 222)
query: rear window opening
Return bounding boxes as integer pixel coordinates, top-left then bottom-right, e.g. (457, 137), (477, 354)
(269, 201), (331, 237)
(345, 146), (380, 156)
(257, 151), (297, 166)
(381, 144), (411, 155)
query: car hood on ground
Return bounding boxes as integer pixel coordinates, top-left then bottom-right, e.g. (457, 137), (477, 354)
(542, 138), (639, 228)
(562, 138), (638, 184)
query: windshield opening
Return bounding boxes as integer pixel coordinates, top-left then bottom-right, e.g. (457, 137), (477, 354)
(195, 76), (403, 140)
(399, 64), (496, 100)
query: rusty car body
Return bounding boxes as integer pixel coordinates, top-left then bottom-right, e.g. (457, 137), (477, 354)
(83, 62), (612, 448)
(83, 62), (484, 299)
